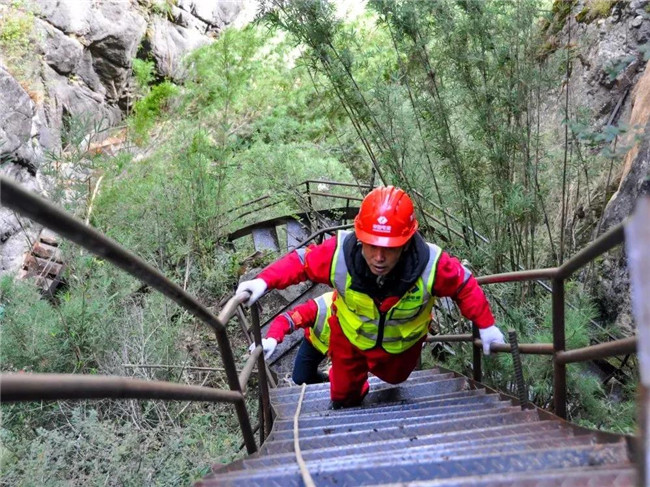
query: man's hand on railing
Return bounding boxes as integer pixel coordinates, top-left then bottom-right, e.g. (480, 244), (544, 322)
(236, 278), (267, 306)
(479, 325), (506, 355)
(249, 338), (278, 360)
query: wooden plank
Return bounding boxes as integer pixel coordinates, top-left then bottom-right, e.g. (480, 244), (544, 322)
(24, 254), (63, 278)
(39, 228), (59, 246)
(32, 241), (63, 262)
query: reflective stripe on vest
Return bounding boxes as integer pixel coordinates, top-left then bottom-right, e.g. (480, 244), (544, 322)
(330, 230), (442, 354)
(308, 292), (333, 355)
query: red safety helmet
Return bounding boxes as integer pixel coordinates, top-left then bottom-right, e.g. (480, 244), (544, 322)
(354, 186), (418, 247)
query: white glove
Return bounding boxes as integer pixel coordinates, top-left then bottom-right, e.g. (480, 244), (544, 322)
(479, 325), (505, 355)
(248, 338), (278, 360)
(236, 278), (267, 306)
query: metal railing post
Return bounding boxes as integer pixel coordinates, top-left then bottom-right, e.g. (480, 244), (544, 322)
(213, 327), (258, 454)
(251, 303), (272, 440)
(472, 323), (482, 382)
(306, 181), (312, 210)
(552, 277), (567, 419)
(624, 189), (650, 486)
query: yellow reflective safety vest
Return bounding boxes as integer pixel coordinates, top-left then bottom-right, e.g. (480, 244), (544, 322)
(307, 292), (333, 354)
(329, 231), (441, 354)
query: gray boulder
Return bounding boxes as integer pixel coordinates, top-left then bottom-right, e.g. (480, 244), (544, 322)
(177, 0), (243, 29)
(0, 66), (44, 173)
(0, 163), (42, 273)
(149, 12), (211, 80)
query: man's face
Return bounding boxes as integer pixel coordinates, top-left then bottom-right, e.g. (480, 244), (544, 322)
(361, 243), (404, 276)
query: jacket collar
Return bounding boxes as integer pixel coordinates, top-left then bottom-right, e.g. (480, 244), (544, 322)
(342, 231), (430, 300)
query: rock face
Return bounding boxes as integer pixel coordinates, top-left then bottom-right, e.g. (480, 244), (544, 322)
(593, 65), (650, 337)
(0, 0), (253, 275)
(539, 1), (650, 335)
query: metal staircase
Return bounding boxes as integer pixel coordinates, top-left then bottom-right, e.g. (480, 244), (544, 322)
(1, 177), (646, 487)
(199, 368), (635, 486)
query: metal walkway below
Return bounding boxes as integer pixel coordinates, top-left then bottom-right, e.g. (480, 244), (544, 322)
(198, 368), (635, 486)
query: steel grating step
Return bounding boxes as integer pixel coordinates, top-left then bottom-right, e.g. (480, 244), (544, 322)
(239, 427), (576, 471)
(213, 420), (569, 475)
(284, 388), (497, 419)
(223, 433), (594, 479)
(199, 441), (629, 486)
(260, 409), (541, 455)
(268, 403), (518, 441)
(272, 395), (507, 431)
(271, 372), (456, 405)
(369, 464), (636, 486)
(270, 368), (444, 397)
(274, 376), (469, 417)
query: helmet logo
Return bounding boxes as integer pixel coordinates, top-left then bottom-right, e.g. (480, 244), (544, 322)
(373, 215), (392, 234)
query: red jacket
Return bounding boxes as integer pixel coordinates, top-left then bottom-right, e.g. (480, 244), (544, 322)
(259, 233), (495, 329)
(266, 299), (319, 343)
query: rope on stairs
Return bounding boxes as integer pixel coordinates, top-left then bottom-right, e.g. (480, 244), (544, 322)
(293, 383), (315, 487)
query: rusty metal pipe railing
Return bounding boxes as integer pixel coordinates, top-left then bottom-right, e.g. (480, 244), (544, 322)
(239, 346), (263, 393)
(307, 191), (363, 202)
(552, 277), (567, 419)
(477, 268), (559, 285)
(0, 177), (258, 454)
(556, 223), (625, 280)
(472, 324), (482, 382)
(303, 179), (372, 189)
(427, 334), (554, 355)
(251, 304), (273, 440)
(473, 340), (555, 355)
(236, 307), (277, 390)
(555, 337), (637, 365)
(0, 373), (244, 403)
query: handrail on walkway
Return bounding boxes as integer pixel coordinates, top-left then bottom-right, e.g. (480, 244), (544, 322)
(0, 176), (270, 454)
(429, 219), (632, 419)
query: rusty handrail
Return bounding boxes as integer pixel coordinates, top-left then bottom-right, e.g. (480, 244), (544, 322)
(428, 219), (629, 419)
(0, 176), (259, 454)
(239, 346), (263, 393)
(555, 337), (637, 365)
(476, 340), (555, 355)
(0, 373), (244, 403)
(477, 268), (559, 285)
(556, 223), (626, 280)
(426, 334), (554, 355)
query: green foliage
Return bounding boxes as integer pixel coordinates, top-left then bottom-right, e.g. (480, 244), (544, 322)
(603, 55), (636, 82)
(1, 405), (243, 486)
(0, 13), (33, 49)
(139, 0), (177, 18)
(588, 0), (616, 19)
(0, 6), (41, 87)
(574, 0), (614, 25)
(130, 80), (178, 141)
(132, 58), (156, 92)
